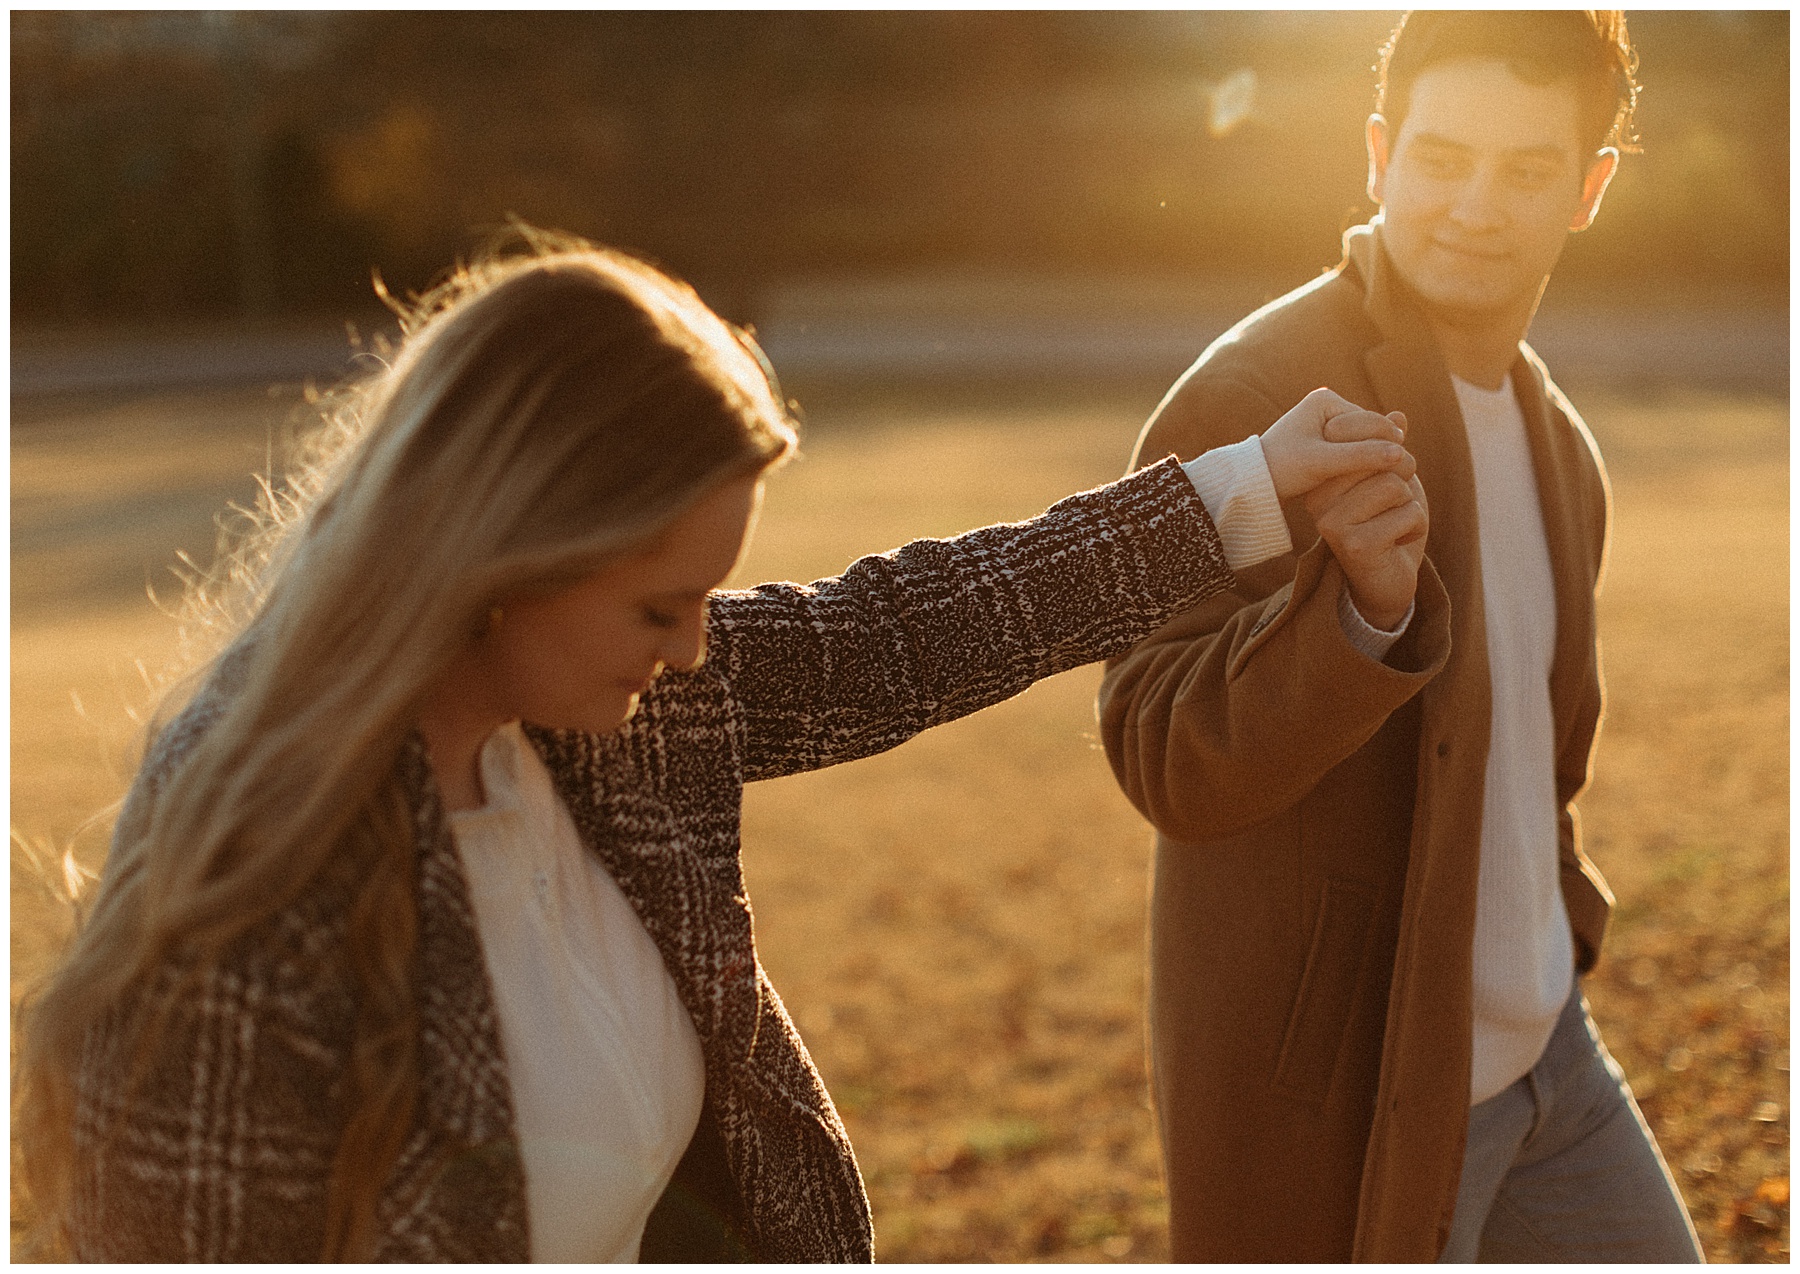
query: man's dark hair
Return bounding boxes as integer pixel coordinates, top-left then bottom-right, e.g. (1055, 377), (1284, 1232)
(1375, 10), (1640, 157)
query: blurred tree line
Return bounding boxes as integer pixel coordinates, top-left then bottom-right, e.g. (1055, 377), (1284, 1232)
(11, 10), (1788, 326)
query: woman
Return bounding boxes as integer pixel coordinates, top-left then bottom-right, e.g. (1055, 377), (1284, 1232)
(17, 231), (1421, 1261)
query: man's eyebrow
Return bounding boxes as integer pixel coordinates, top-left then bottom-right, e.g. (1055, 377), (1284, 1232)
(1406, 132), (1569, 162)
(1405, 132), (1471, 152)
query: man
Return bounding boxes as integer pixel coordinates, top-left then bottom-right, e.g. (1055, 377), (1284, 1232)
(1099, 11), (1704, 1262)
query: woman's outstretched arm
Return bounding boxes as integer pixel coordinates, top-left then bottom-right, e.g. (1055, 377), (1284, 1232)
(695, 390), (1413, 782)
(709, 456), (1230, 782)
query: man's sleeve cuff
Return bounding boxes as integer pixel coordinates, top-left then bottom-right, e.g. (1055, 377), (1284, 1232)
(1337, 588), (1414, 663)
(1181, 436), (1293, 572)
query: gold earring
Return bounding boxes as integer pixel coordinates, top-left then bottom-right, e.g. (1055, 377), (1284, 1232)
(488, 605), (504, 629)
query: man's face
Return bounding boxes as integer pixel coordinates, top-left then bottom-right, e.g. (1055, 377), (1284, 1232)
(1368, 58), (1616, 322)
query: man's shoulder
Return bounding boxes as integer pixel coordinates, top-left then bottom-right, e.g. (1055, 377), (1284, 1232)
(1136, 267), (1376, 463)
(1519, 342), (1608, 476)
(1204, 266), (1374, 372)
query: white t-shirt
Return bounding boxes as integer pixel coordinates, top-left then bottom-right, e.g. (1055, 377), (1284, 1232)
(1453, 374), (1574, 1105)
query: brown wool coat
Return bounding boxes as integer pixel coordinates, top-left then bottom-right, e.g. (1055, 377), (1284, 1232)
(71, 459), (1236, 1263)
(1099, 224), (1614, 1262)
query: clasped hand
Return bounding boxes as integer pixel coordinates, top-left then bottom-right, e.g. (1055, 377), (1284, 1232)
(1260, 387), (1429, 632)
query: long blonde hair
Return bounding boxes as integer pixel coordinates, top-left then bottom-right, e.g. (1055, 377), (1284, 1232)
(16, 228), (797, 1258)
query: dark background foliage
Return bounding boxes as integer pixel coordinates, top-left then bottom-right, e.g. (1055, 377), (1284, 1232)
(11, 11), (1788, 327)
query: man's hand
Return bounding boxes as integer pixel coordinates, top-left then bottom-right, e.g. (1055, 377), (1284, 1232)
(1260, 386), (1414, 500)
(1306, 465), (1430, 632)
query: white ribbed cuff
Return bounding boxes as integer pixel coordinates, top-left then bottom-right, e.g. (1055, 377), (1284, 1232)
(1337, 589), (1413, 663)
(1181, 436), (1292, 572)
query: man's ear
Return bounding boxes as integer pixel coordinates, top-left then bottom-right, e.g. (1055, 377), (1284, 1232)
(1366, 114), (1391, 205)
(1570, 147), (1619, 232)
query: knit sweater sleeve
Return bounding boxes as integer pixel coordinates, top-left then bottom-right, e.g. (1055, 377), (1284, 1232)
(700, 458), (1234, 783)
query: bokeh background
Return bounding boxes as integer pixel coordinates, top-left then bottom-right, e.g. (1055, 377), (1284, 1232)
(11, 10), (1788, 1261)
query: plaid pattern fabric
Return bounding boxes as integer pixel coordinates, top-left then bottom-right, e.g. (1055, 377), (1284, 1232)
(71, 458), (1231, 1261)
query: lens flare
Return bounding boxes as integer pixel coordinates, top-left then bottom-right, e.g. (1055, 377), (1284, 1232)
(1206, 68), (1257, 138)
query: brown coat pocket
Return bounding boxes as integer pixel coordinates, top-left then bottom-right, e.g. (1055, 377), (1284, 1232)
(1272, 879), (1376, 1104)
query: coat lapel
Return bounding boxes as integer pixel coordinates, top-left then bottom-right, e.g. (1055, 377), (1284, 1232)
(393, 733), (531, 1260)
(521, 716), (762, 1067)
(1508, 349), (1599, 746)
(1349, 225), (1491, 740)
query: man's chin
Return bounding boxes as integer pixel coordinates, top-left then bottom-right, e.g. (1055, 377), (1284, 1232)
(1413, 274), (1537, 324)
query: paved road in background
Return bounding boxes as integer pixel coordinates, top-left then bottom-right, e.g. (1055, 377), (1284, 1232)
(11, 286), (1787, 398)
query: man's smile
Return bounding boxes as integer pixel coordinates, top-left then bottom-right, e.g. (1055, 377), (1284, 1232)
(1429, 237), (1512, 262)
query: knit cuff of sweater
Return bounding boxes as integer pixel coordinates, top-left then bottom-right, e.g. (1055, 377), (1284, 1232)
(1180, 435), (1292, 572)
(1336, 588), (1414, 663)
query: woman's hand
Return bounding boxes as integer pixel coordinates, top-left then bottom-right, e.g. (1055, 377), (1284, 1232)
(1260, 387), (1414, 500)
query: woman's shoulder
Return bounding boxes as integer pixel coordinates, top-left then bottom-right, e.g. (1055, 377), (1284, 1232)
(125, 639), (260, 806)
(112, 663), (372, 1031)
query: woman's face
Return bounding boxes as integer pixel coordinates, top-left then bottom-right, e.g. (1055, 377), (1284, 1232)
(475, 476), (763, 735)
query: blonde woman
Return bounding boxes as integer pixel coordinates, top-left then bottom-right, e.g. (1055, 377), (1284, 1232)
(17, 232), (1424, 1261)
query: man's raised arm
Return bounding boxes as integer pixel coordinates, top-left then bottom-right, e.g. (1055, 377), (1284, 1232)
(1098, 376), (1451, 846)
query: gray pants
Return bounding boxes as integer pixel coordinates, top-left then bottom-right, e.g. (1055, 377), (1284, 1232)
(1439, 980), (1705, 1262)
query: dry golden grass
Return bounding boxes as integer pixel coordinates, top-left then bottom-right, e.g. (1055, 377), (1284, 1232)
(11, 378), (1788, 1260)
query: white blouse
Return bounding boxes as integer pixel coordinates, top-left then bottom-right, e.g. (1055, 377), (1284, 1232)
(448, 721), (706, 1263)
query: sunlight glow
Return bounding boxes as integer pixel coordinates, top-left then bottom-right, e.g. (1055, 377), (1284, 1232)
(1206, 68), (1257, 138)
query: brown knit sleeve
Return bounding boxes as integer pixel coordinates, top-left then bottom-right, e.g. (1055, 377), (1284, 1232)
(702, 458), (1234, 783)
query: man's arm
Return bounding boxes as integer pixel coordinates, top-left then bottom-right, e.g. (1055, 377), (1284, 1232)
(1099, 372), (1450, 846)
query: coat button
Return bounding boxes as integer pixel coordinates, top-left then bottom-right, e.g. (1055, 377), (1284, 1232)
(1436, 740), (1451, 758)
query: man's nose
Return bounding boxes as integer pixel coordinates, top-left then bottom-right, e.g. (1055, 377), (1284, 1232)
(1447, 168), (1507, 231)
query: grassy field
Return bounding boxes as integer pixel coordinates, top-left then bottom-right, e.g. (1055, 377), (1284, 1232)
(11, 375), (1788, 1260)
